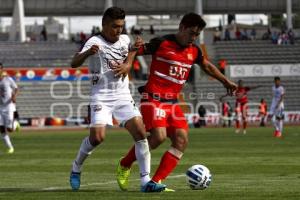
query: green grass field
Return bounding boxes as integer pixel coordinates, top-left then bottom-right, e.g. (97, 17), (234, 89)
(0, 126), (300, 200)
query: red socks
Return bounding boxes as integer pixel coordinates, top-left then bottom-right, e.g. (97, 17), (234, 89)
(152, 151), (180, 182)
(120, 145), (136, 168)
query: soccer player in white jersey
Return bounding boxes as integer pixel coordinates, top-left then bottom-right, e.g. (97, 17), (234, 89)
(270, 77), (285, 138)
(0, 63), (18, 154)
(69, 7), (166, 192)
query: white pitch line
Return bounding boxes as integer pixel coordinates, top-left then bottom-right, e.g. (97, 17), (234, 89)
(42, 174), (185, 191)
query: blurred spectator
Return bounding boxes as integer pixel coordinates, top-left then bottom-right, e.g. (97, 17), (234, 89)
(241, 29), (248, 40)
(213, 28), (221, 42)
(288, 29), (295, 44)
(198, 105), (207, 127)
(250, 28), (256, 40)
(235, 27), (241, 40)
(224, 28), (231, 40)
(262, 27), (271, 40)
(150, 25), (155, 34)
(258, 98), (267, 127)
(40, 25), (47, 41)
(271, 31), (278, 44)
(218, 59), (227, 75)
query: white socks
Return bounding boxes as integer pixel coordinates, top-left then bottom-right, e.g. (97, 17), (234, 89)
(1, 133), (13, 149)
(135, 139), (151, 186)
(72, 137), (95, 173)
(278, 120), (283, 133)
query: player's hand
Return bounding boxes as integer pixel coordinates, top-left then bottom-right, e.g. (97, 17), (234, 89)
(87, 45), (99, 55)
(111, 61), (130, 81)
(131, 35), (144, 51)
(224, 80), (237, 96)
(11, 95), (17, 103)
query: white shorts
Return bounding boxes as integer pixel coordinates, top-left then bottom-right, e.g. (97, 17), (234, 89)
(0, 109), (14, 129)
(270, 103), (284, 119)
(90, 98), (141, 126)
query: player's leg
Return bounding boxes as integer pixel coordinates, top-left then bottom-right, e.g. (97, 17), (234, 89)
(117, 126), (167, 191)
(70, 125), (106, 190)
(151, 104), (188, 184)
(124, 116), (151, 186)
(235, 103), (240, 133)
(242, 103), (248, 134)
(70, 103), (110, 190)
(275, 108), (284, 137)
(115, 99), (166, 192)
(152, 127), (187, 183)
(1, 111), (14, 153)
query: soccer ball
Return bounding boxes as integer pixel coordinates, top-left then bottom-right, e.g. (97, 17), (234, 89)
(186, 164), (212, 190)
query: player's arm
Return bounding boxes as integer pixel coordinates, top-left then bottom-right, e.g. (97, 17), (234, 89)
(71, 45), (99, 68)
(199, 58), (237, 94)
(11, 88), (18, 103)
(112, 35), (143, 78)
(9, 78), (18, 103)
(276, 93), (284, 109)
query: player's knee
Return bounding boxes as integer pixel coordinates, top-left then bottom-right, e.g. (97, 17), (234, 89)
(173, 134), (188, 151)
(89, 133), (105, 146)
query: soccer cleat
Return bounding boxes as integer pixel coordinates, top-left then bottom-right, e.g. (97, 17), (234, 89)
(235, 129), (240, 134)
(273, 130), (282, 138)
(141, 180), (166, 192)
(116, 159), (131, 191)
(243, 130), (247, 134)
(7, 147), (14, 154)
(15, 121), (21, 132)
(158, 180), (175, 192)
(70, 171), (81, 191)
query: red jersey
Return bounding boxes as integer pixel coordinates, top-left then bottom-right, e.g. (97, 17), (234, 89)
(140, 35), (203, 99)
(235, 86), (250, 104)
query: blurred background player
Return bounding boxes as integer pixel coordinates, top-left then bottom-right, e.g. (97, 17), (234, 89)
(259, 98), (267, 127)
(69, 7), (165, 192)
(269, 77), (285, 138)
(222, 79), (260, 134)
(116, 12), (237, 191)
(0, 62), (19, 154)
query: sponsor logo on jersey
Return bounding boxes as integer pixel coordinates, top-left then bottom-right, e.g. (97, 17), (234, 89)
(93, 105), (102, 112)
(187, 53), (193, 61)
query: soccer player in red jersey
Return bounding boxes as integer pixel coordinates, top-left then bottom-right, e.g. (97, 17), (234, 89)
(115, 13), (237, 191)
(221, 80), (260, 134)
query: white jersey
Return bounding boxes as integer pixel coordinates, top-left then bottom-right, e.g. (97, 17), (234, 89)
(0, 76), (18, 110)
(271, 85), (284, 109)
(80, 34), (131, 102)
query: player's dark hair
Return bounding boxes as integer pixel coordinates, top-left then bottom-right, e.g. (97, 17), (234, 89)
(180, 13), (206, 29)
(102, 7), (125, 24)
(274, 76), (280, 81)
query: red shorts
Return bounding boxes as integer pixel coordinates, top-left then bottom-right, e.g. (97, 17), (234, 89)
(235, 102), (248, 116)
(140, 97), (188, 133)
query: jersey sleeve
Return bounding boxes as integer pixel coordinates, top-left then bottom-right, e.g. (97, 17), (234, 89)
(280, 86), (285, 95)
(79, 36), (97, 54)
(143, 37), (164, 55)
(120, 34), (131, 50)
(8, 77), (18, 90)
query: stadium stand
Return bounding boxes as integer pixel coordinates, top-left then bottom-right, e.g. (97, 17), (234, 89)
(0, 41), (78, 67)
(214, 40), (300, 64)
